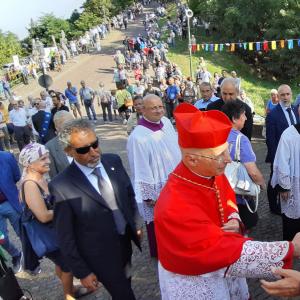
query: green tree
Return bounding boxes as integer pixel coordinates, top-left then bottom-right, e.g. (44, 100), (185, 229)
(188, 0), (300, 79)
(0, 31), (24, 66)
(28, 14), (70, 46)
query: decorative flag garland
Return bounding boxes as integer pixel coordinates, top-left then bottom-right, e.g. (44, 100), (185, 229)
(195, 38), (300, 52)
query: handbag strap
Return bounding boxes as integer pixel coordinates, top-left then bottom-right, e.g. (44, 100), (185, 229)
(234, 133), (242, 162)
(243, 185), (259, 213)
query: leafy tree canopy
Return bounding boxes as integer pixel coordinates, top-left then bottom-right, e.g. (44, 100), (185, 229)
(0, 31), (24, 66)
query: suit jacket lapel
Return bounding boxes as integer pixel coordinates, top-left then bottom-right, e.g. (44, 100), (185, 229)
(278, 105), (289, 127)
(68, 161), (109, 209)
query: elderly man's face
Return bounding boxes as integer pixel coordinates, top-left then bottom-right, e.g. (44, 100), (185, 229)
(183, 144), (231, 177)
(278, 85), (292, 107)
(66, 129), (101, 168)
(221, 84), (238, 102)
(142, 98), (164, 123)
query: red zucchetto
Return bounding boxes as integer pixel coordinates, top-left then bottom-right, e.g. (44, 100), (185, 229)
(174, 103), (232, 149)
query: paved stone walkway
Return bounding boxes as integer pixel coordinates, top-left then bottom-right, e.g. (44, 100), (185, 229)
(4, 5), (300, 300)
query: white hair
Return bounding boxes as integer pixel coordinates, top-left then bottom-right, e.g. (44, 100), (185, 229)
(220, 78), (240, 94)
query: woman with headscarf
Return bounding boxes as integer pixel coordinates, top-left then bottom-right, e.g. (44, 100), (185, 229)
(19, 143), (89, 300)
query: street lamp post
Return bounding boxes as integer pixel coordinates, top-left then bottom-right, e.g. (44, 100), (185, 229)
(185, 8), (194, 80)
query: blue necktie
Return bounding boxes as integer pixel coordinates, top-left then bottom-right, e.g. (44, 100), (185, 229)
(286, 107), (295, 125)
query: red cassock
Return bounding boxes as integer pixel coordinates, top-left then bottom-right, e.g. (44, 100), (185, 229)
(154, 162), (251, 276)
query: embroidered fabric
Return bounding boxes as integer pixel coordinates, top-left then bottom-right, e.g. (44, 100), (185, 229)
(158, 263), (249, 300)
(137, 181), (166, 223)
(227, 240), (289, 279)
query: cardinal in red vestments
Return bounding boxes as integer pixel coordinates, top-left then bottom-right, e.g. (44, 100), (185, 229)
(154, 103), (298, 300)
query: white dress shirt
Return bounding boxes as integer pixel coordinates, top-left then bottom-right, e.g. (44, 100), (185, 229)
(74, 160), (113, 194)
(9, 108), (27, 126)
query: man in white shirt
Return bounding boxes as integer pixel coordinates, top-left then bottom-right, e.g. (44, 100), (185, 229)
(9, 101), (31, 150)
(40, 90), (53, 113)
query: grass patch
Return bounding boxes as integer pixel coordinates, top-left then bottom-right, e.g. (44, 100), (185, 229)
(161, 3), (300, 116)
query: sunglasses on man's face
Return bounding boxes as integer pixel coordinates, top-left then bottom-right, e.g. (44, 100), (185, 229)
(73, 138), (99, 154)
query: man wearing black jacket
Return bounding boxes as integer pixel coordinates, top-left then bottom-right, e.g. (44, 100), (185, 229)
(207, 78), (253, 140)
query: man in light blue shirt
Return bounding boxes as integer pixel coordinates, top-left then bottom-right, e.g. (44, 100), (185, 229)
(65, 81), (82, 119)
(194, 82), (219, 111)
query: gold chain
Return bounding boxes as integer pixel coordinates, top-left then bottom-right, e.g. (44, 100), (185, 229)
(171, 172), (225, 225)
(172, 172), (216, 191)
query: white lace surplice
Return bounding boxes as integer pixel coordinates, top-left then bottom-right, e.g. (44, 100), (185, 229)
(127, 117), (181, 223)
(159, 240), (290, 300)
(271, 125), (300, 219)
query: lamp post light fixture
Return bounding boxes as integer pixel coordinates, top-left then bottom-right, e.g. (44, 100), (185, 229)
(185, 8), (194, 80)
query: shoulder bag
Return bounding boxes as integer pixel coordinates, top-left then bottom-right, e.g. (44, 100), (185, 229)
(20, 182), (59, 258)
(224, 134), (260, 213)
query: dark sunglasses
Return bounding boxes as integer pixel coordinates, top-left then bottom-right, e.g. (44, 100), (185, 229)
(74, 138), (99, 154)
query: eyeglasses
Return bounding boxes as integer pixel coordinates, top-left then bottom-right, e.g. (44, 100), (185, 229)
(73, 138), (99, 154)
(146, 105), (164, 111)
(187, 149), (229, 164)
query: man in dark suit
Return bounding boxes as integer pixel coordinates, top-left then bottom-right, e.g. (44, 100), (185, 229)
(265, 84), (299, 214)
(32, 101), (56, 144)
(207, 78), (253, 140)
(45, 110), (73, 179)
(49, 119), (142, 300)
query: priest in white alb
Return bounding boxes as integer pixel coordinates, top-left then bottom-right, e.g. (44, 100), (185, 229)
(127, 94), (181, 257)
(154, 103), (300, 299)
(271, 123), (300, 241)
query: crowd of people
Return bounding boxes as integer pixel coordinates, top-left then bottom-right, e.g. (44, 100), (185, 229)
(1, 1), (300, 300)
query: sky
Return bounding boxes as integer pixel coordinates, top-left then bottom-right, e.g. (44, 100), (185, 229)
(0, 0), (85, 39)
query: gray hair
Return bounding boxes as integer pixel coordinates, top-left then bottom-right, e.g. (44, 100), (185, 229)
(199, 81), (212, 90)
(53, 111), (74, 132)
(59, 119), (95, 150)
(220, 78), (240, 94)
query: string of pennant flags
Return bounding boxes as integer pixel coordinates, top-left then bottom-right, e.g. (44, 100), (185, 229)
(194, 38), (300, 52)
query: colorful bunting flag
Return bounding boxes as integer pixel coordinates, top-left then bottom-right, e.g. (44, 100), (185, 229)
(192, 38), (299, 52)
(263, 41), (269, 52)
(271, 41), (277, 50)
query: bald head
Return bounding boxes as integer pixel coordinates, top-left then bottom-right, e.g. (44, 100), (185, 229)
(142, 94), (164, 122)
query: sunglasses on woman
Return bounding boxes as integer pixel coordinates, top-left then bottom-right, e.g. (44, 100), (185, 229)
(73, 138), (99, 154)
